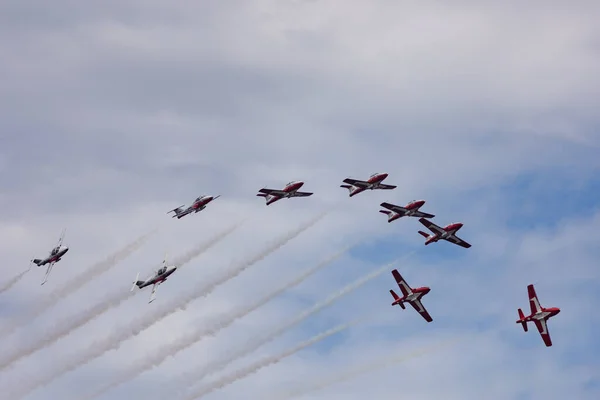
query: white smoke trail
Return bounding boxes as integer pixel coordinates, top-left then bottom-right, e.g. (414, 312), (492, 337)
(171, 222), (242, 267)
(10, 214), (324, 400)
(0, 226), (237, 376)
(270, 338), (461, 400)
(0, 289), (135, 373)
(0, 230), (155, 338)
(181, 318), (364, 400)
(79, 244), (351, 400)
(0, 270), (28, 295)
(168, 253), (413, 399)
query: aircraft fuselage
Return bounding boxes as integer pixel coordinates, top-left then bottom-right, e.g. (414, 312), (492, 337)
(38, 247), (69, 265)
(404, 200), (426, 216)
(138, 267), (177, 288)
(172, 195), (219, 218)
(365, 172), (389, 188)
(393, 287), (430, 305)
(282, 181), (304, 195)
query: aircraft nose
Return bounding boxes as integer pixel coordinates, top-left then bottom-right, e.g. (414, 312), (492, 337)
(380, 173), (388, 179)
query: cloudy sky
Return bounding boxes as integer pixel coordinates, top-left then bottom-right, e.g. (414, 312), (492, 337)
(1, 0), (599, 399)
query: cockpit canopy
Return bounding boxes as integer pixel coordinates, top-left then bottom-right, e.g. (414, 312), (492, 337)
(286, 181), (295, 186)
(158, 267), (167, 275)
(369, 173), (380, 178)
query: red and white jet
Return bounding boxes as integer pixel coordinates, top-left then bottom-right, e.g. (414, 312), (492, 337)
(516, 284), (561, 347)
(417, 217), (471, 248)
(389, 269), (432, 322)
(30, 229), (69, 285)
(131, 254), (178, 303)
(168, 195), (220, 219)
(256, 181), (313, 206)
(379, 200), (435, 223)
(340, 172), (397, 197)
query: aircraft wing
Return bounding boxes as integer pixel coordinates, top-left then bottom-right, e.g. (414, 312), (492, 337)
(41, 261), (55, 285)
(418, 218), (445, 235)
(291, 191), (313, 197)
(380, 202), (407, 216)
(408, 299), (433, 322)
(342, 178), (370, 188)
(444, 235), (472, 248)
(257, 188), (286, 196)
(534, 319), (553, 346)
(57, 228), (66, 248)
(413, 211), (435, 218)
(377, 184), (397, 190)
(528, 284), (542, 315)
(149, 283), (158, 303)
(391, 269), (411, 297)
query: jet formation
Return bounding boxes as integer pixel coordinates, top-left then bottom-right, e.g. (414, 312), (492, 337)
(27, 172), (560, 346)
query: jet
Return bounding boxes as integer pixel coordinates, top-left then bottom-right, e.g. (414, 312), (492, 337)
(389, 269), (432, 322)
(379, 200), (435, 222)
(31, 229), (69, 285)
(168, 195), (220, 219)
(516, 284), (561, 347)
(131, 254), (178, 303)
(340, 172), (397, 197)
(417, 218), (471, 248)
(256, 181), (313, 205)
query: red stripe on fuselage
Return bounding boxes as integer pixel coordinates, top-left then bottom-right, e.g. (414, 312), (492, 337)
(406, 200), (425, 210)
(367, 173), (388, 184)
(444, 223), (463, 232)
(283, 182), (303, 192)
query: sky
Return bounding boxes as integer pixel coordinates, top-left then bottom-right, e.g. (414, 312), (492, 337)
(1, 0), (599, 399)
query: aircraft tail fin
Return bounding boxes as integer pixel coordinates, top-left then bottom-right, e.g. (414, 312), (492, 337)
(517, 308), (528, 331)
(167, 205), (185, 217)
(131, 272), (141, 291)
(379, 210), (398, 223)
(32, 259), (43, 266)
(418, 231), (429, 238)
(390, 289), (405, 309)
